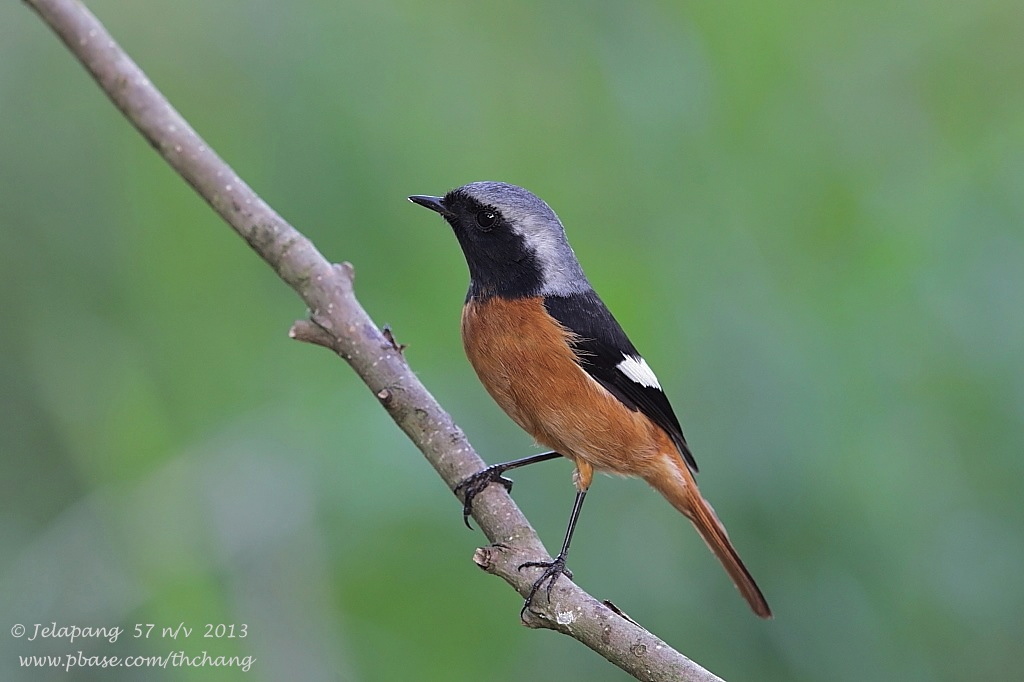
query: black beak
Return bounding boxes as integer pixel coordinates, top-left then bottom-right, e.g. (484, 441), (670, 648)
(408, 194), (450, 216)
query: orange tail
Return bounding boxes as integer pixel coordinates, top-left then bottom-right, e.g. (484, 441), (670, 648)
(646, 462), (773, 619)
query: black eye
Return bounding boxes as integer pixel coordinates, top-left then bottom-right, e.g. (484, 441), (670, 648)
(475, 210), (497, 229)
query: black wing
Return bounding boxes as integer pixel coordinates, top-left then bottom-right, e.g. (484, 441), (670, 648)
(543, 290), (698, 473)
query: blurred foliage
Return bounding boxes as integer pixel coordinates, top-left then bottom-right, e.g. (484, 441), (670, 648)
(2, 0), (1023, 680)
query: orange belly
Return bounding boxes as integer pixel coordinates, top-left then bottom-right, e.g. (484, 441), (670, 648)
(461, 296), (672, 485)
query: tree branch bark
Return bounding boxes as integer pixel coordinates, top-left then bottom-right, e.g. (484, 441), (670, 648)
(24, 1), (726, 680)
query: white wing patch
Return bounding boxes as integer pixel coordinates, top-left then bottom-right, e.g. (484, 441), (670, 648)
(616, 354), (661, 389)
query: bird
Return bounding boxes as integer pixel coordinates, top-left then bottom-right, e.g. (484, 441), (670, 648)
(408, 181), (771, 619)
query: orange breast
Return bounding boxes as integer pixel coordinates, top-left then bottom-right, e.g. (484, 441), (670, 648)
(461, 296), (672, 482)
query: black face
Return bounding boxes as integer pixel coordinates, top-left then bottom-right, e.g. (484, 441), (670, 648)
(417, 189), (544, 300)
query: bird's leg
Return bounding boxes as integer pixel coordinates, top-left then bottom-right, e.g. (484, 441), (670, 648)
(518, 488), (588, 619)
(454, 451), (562, 528)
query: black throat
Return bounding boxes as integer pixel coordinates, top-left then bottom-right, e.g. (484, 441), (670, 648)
(447, 218), (545, 302)
(463, 247), (545, 302)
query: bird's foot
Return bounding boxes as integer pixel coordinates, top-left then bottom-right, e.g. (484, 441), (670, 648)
(453, 465), (515, 529)
(518, 553), (573, 619)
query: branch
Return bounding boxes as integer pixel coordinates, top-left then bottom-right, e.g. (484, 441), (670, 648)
(24, 1), (725, 680)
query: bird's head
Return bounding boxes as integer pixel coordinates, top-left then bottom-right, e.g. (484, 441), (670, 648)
(409, 181), (589, 299)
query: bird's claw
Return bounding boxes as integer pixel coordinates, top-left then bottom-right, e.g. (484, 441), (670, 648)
(518, 553), (573, 619)
(453, 465), (515, 529)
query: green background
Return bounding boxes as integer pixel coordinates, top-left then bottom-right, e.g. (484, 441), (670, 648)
(2, 1), (1022, 680)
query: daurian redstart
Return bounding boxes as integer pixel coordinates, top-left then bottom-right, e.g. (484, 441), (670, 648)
(409, 181), (771, 619)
